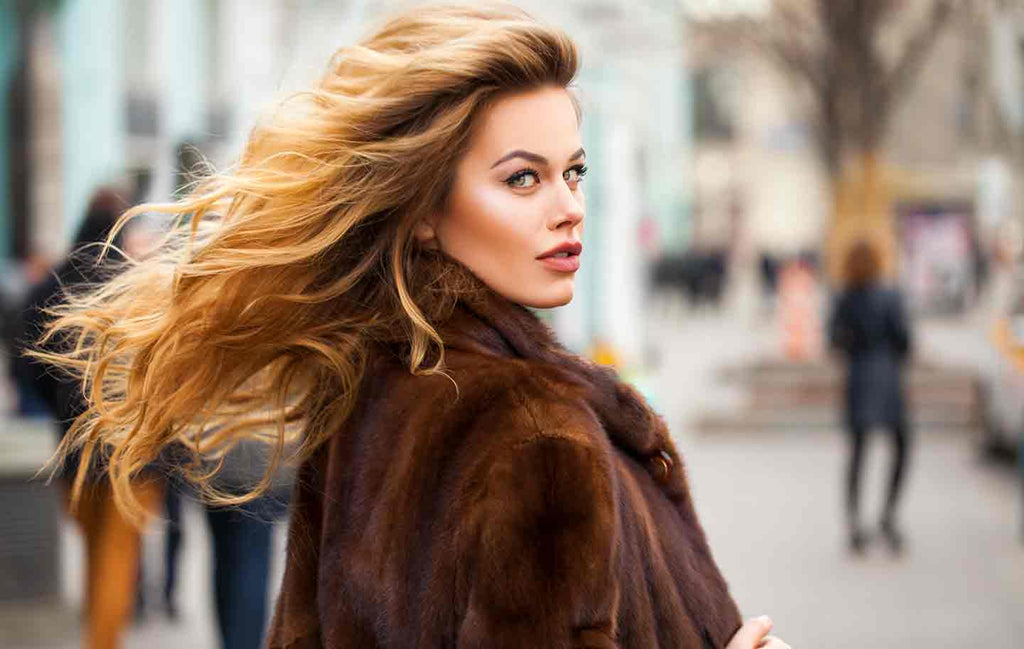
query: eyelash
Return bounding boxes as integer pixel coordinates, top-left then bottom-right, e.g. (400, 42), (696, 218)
(505, 164), (589, 188)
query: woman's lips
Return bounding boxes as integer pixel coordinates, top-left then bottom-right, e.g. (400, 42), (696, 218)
(539, 254), (581, 272)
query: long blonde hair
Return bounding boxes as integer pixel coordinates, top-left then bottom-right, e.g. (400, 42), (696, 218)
(33, 3), (579, 518)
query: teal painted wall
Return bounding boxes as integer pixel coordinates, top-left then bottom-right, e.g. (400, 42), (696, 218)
(0, 0), (20, 258)
(58, 0), (125, 237)
(162, 0), (210, 140)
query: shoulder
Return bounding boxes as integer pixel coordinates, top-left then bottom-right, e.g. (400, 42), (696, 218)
(456, 362), (619, 598)
(454, 392), (620, 646)
(376, 347), (615, 495)
(466, 372), (613, 479)
(380, 346), (602, 443)
(448, 360), (618, 540)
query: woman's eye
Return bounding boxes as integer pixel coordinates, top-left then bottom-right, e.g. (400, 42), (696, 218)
(506, 170), (540, 188)
(564, 165), (588, 184)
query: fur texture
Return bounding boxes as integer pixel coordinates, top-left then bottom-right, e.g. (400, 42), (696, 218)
(269, 263), (743, 648)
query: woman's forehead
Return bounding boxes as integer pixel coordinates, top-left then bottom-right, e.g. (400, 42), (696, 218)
(467, 87), (582, 165)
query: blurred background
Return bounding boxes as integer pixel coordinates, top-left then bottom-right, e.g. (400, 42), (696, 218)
(1, 0), (1023, 647)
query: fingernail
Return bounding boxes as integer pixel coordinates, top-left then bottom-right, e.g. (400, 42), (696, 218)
(759, 615), (773, 628)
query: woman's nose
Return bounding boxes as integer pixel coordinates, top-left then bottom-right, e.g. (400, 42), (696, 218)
(549, 182), (584, 230)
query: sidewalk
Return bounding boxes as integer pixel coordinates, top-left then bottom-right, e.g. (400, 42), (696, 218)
(686, 427), (1023, 648)
(647, 305), (1024, 648)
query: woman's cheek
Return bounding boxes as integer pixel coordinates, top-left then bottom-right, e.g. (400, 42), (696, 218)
(478, 193), (524, 243)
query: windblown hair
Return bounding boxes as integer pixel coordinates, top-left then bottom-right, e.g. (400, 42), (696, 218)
(843, 240), (881, 289)
(34, 3), (579, 518)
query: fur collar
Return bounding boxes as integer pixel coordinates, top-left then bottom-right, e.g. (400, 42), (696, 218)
(434, 258), (689, 502)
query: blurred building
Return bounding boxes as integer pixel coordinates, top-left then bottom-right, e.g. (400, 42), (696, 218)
(2, 0), (216, 262)
(683, 0), (1024, 314)
(0, 0), (694, 370)
(688, 29), (827, 258)
(885, 2), (1024, 313)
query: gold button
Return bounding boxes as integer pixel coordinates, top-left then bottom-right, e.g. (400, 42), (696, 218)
(650, 450), (673, 483)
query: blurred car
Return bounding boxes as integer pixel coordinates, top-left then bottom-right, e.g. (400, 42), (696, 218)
(978, 276), (1024, 461)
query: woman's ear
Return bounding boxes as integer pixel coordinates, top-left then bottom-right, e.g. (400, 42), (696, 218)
(413, 216), (440, 248)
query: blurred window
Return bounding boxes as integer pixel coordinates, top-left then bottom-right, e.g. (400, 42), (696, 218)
(693, 68), (735, 142)
(126, 93), (158, 136)
(128, 167), (152, 205)
(124, 0), (154, 93)
(1010, 270), (1024, 316)
(124, 0), (158, 136)
(206, 103), (231, 142)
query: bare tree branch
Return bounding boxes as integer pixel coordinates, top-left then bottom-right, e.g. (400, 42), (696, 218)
(765, 33), (825, 90)
(882, 1), (955, 111)
(683, 0), (959, 181)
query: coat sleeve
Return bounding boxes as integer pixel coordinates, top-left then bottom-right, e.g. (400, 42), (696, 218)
(457, 417), (620, 649)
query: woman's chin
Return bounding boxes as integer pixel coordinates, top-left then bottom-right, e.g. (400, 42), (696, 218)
(518, 283), (575, 309)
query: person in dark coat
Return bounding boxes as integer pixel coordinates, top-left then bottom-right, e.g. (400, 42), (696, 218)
(829, 241), (913, 554)
(12, 188), (127, 455)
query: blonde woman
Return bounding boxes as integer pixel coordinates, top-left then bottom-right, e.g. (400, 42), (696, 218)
(37, 5), (790, 648)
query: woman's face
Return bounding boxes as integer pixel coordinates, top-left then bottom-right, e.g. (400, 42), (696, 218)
(424, 85), (586, 309)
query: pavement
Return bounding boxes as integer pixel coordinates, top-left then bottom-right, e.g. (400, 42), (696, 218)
(2, 300), (1022, 648)
(648, 303), (1024, 649)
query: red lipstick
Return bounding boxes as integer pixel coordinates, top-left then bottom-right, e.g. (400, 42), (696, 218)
(537, 241), (583, 273)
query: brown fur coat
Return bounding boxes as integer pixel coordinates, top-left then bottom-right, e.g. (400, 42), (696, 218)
(269, 265), (743, 648)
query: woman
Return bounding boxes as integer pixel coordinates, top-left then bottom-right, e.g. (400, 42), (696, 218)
(36, 5), (789, 648)
(829, 241), (912, 555)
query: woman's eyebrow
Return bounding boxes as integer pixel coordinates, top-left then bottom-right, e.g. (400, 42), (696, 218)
(491, 149), (547, 168)
(490, 147), (586, 169)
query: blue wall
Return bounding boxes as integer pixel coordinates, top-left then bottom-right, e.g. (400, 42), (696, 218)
(58, 0), (125, 237)
(0, 0), (20, 258)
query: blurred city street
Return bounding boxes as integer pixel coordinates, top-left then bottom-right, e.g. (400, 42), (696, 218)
(3, 1), (1024, 648)
(650, 306), (1024, 649)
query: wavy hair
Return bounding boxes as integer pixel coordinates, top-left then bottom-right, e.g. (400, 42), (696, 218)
(33, 3), (580, 519)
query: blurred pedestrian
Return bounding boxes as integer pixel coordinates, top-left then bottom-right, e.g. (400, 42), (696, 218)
(34, 6), (791, 649)
(759, 252), (780, 314)
(162, 440), (290, 649)
(779, 257), (822, 362)
(829, 240), (913, 555)
(12, 187), (163, 649)
(3, 253), (54, 416)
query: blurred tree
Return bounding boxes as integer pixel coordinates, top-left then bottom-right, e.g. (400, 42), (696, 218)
(758, 0), (957, 282)
(688, 0), (965, 282)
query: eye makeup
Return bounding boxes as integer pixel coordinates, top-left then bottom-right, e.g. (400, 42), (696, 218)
(504, 163), (588, 189)
(505, 168), (541, 188)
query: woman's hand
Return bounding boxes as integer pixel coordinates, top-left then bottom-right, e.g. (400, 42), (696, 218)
(726, 616), (792, 649)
